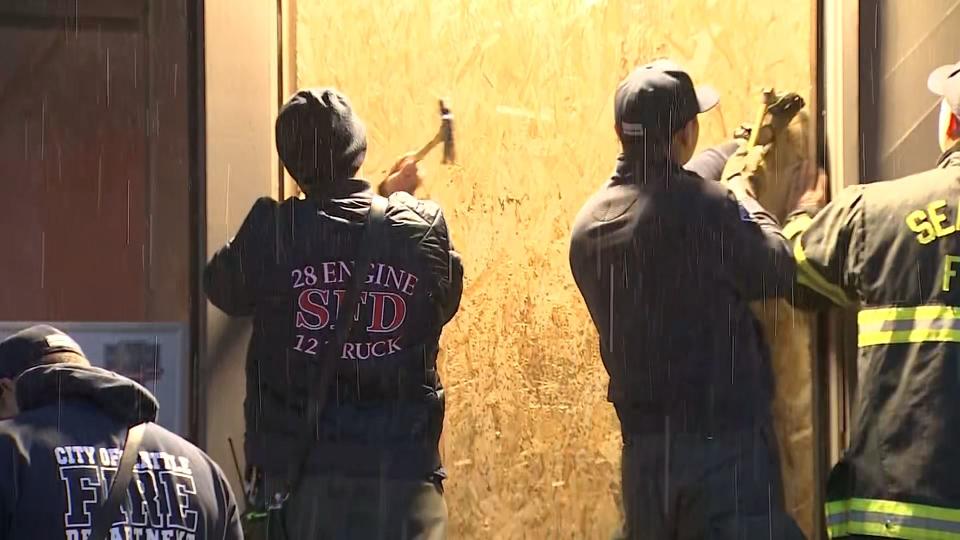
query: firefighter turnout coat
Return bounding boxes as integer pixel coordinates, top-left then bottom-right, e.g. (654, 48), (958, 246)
(787, 143), (960, 539)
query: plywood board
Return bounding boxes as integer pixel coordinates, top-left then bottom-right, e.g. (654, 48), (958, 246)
(297, 1), (814, 537)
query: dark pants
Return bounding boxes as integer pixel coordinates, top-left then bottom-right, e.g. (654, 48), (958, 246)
(616, 422), (806, 540)
(249, 473), (447, 540)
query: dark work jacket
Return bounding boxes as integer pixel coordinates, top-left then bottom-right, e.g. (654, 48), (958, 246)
(569, 152), (797, 434)
(0, 364), (242, 540)
(204, 180), (463, 480)
(786, 144), (960, 538)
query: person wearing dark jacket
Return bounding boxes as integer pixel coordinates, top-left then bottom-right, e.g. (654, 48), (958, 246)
(568, 59), (805, 539)
(204, 87), (463, 539)
(781, 60), (960, 540)
(0, 325), (242, 539)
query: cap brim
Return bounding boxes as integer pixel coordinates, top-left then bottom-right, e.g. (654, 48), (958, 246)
(928, 63), (959, 96)
(696, 85), (720, 113)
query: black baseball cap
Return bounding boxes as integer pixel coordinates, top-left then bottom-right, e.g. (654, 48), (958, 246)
(615, 59), (719, 145)
(0, 325), (87, 380)
(928, 61), (960, 114)
(275, 88), (368, 189)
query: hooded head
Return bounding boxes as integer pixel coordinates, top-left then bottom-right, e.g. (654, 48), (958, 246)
(0, 325), (88, 419)
(0, 325), (158, 425)
(275, 88), (368, 196)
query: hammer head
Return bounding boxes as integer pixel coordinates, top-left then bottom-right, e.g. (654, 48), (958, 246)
(439, 99), (455, 164)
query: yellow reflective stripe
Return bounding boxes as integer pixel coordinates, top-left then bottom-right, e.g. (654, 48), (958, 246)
(855, 498), (960, 522)
(847, 523), (960, 539)
(826, 500), (850, 516)
(826, 498), (960, 540)
(783, 213), (813, 240)
(859, 306), (960, 325)
(858, 306), (960, 346)
(794, 235), (854, 306)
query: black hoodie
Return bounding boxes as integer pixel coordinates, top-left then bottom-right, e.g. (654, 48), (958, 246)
(0, 364), (242, 540)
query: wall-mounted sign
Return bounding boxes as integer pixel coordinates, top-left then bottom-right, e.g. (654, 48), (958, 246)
(0, 322), (187, 435)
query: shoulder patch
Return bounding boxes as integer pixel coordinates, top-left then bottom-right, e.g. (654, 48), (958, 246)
(737, 202), (756, 223)
(44, 334), (83, 355)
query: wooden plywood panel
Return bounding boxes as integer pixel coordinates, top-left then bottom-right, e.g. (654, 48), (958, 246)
(297, 1), (813, 537)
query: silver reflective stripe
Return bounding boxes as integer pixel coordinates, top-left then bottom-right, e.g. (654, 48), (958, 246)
(825, 512), (845, 526)
(847, 510), (960, 534)
(876, 318), (960, 332)
(858, 306), (960, 346)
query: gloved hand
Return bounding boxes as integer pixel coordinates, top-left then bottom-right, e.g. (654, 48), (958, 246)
(721, 90), (806, 204)
(721, 140), (772, 201)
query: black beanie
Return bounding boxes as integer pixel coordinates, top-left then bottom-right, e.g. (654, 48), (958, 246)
(275, 88), (368, 191)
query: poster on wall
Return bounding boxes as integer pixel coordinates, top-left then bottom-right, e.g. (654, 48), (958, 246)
(0, 322), (187, 435)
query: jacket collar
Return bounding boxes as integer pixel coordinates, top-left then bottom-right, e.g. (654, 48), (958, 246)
(308, 178), (374, 223)
(307, 178), (371, 200)
(613, 153), (683, 185)
(936, 140), (960, 169)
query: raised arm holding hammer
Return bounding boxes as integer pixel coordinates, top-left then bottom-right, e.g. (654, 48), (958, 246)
(379, 99), (455, 196)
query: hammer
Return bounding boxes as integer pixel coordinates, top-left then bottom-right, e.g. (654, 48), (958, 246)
(412, 99), (455, 164)
(745, 88), (805, 149)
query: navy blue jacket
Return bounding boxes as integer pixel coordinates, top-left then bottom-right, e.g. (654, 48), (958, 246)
(0, 363), (242, 539)
(569, 149), (797, 433)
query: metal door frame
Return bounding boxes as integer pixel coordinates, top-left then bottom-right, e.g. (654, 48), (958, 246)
(815, 0), (861, 537)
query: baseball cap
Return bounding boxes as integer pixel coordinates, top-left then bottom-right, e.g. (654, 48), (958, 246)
(928, 61), (960, 114)
(615, 59), (719, 145)
(0, 325), (87, 380)
(275, 88), (368, 189)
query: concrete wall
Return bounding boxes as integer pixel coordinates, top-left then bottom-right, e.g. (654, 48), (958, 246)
(203, 0), (279, 494)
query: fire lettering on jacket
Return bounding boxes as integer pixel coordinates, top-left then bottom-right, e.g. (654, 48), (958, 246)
(295, 290), (408, 333)
(296, 289), (330, 330)
(290, 261), (418, 361)
(56, 447), (199, 539)
(906, 199), (960, 245)
(943, 255), (960, 291)
(292, 262), (419, 295)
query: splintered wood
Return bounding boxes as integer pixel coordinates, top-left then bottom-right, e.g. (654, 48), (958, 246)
(297, 1), (814, 537)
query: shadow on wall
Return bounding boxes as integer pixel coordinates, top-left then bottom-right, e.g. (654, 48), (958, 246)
(297, 0), (813, 537)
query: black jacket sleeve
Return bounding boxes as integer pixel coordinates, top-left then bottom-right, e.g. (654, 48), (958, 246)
(204, 197), (278, 316)
(0, 437), (13, 538)
(210, 460), (244, 540)
(685, 140), (741, 182)
(389, 193), (463, 328)
(782, 185), (865, 310)
(714, 188), (798, 301)
(442, 240), (465, 326)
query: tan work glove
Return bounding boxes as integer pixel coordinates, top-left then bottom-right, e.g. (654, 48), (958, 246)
(721, 91), (806, 204)
(721, 140), (772, 201)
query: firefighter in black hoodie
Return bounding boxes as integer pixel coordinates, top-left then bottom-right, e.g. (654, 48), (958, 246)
(0, 324), (243, 539)
(204, 88), (463, 539)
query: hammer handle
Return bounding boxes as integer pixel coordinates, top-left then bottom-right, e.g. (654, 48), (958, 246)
(746, 102), (769, 149)
(413, 130), (443, 162)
